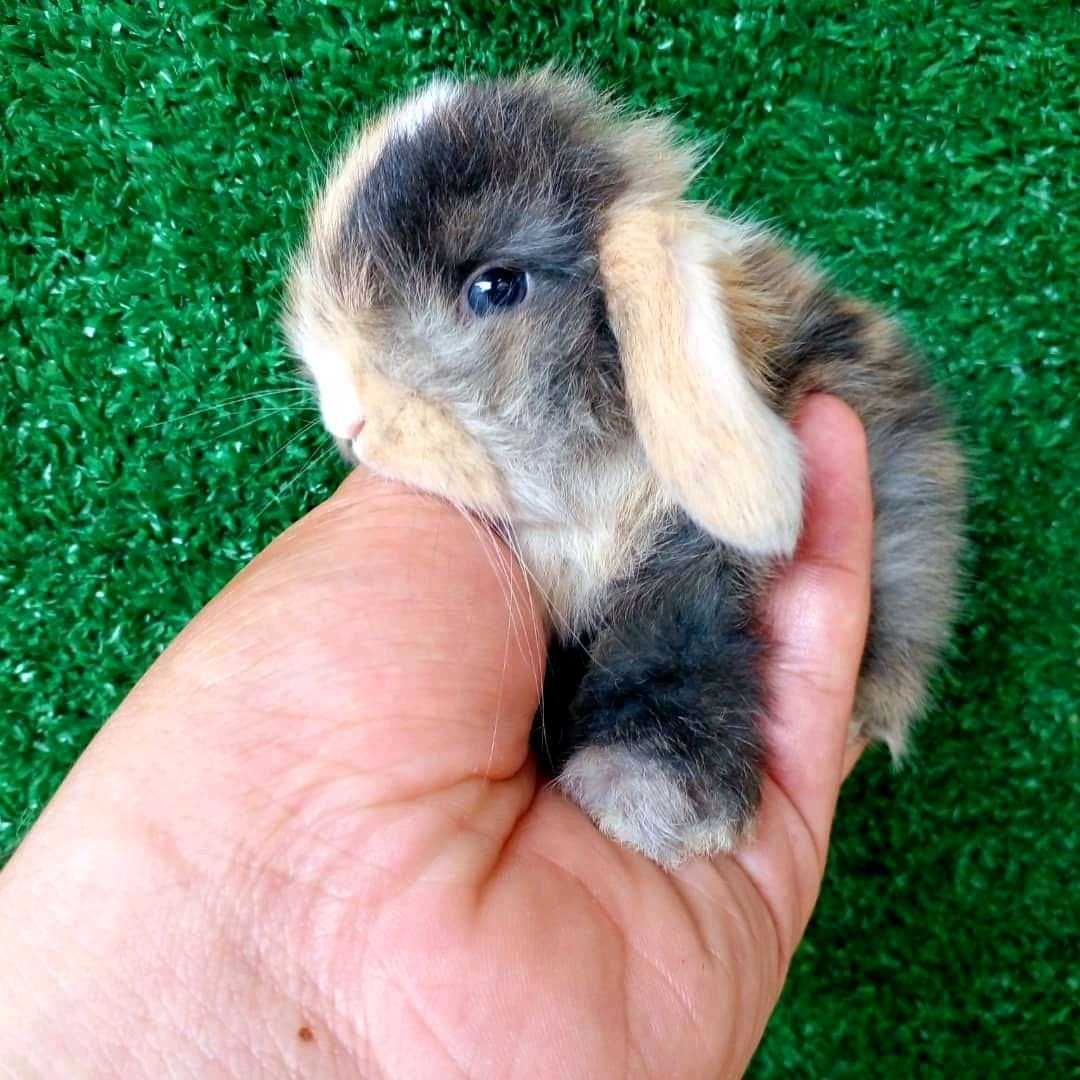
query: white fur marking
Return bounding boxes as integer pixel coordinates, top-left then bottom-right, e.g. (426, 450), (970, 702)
(294, 324), (364, 439)
(392, 81), (457, 137)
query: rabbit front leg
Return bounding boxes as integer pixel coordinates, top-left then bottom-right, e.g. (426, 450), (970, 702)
(557, 539), (767, 867)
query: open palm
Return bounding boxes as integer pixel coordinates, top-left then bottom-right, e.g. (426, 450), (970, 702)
(0, 397), (870, 1079)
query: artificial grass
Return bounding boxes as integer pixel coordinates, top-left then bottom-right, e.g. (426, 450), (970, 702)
(2, 1), (1077, 1073)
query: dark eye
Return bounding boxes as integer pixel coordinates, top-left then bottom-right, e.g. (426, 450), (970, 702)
(465, 267), (528, 316)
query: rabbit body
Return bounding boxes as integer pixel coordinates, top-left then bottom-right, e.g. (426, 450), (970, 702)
(285, 72), (964, 866)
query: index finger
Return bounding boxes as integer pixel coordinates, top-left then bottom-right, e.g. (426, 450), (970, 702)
(763, 394), (874, 850)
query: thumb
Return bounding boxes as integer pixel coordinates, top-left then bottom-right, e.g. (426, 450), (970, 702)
(729, 394), (873, 959)
(763, 394), (874, 850)
(120, 469), (547, 801)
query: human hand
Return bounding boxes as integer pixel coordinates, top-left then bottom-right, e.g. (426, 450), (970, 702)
(0, 395), (871, 1078)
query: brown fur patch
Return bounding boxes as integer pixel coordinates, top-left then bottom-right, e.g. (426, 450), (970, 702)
(712, 231), (822, 404)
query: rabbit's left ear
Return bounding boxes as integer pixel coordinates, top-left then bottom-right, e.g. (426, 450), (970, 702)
(599, 204), (803, 558)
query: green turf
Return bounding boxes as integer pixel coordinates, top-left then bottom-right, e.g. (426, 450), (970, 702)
(3, 0), (1077, 1072)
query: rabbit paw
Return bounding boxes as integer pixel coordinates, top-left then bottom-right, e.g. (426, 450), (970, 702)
(559, 744), (756, 868)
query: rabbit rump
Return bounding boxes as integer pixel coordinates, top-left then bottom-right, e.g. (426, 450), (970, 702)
(285, 72), (965, 867)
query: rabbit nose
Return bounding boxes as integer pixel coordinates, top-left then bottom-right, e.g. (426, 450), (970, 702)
(344, 418), (367, 440)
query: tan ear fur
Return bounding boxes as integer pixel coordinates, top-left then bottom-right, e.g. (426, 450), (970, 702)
(599, 204), (803, 558)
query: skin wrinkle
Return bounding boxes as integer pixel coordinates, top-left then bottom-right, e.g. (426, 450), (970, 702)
(465, 765), (549, 903)
(429, 785), (541, 880)
(621, 929), (703, 1041)
(730, 811), (803, 987)
(769, 786), (827, 918)
(165, 938), (242, 1074)
(757, 745), (830, 884)
(225, 749), (527, 885)
(619, 937), (634, 1080)
(524, 818), (712, 1058)
(768, 637), (861, 707)
(326, 798), (500, 918)
(212, 847), (373, 1068)
(221, 705), (521, 791)
(486, 568), (519, 781)
(187, 540), (540, 786)
(251, 728), (533, 835)
(447, 855), (617, 1067)
(225, 539), (459, 599)
(141, 911), (255, 1079)
(205, 740), (380, 854)
(368, 965), (472, 1079)
(173, 602), (539, 739)
(682, 864), (780, 1040)
(344, 893), (381, 1080)
(507, 841), (633, 1075)
(93, 905), (227, 1077)
(698, 881), (781, 1069)
(2, 764), (352, 1075)
(523, 841), (726, 1078)
(245, 909), (363, 1070)
(212, 812), (399, 1049)
(661, 858), (740, 954)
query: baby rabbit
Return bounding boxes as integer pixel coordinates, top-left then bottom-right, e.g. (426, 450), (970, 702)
(284, 71), (965, 867)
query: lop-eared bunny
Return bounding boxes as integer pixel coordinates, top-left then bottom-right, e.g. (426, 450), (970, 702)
(285, 71), (965, 866)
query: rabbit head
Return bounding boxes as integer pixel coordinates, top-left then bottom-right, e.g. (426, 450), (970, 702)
(285, 71), (801, 559)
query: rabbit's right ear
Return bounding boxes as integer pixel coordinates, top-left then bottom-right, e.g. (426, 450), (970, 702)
(599, 204), (803, 558)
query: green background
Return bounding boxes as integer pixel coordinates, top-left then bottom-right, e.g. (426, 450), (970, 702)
(3, 1), (1077, 1073)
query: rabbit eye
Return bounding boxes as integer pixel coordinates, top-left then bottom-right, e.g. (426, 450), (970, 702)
(466, 267), (528, 316)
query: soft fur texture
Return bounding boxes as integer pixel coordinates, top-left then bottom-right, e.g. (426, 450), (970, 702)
(285, 71), (965, 865)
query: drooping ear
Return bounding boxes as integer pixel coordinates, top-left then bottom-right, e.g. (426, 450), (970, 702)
(599, 204), (803, 558)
